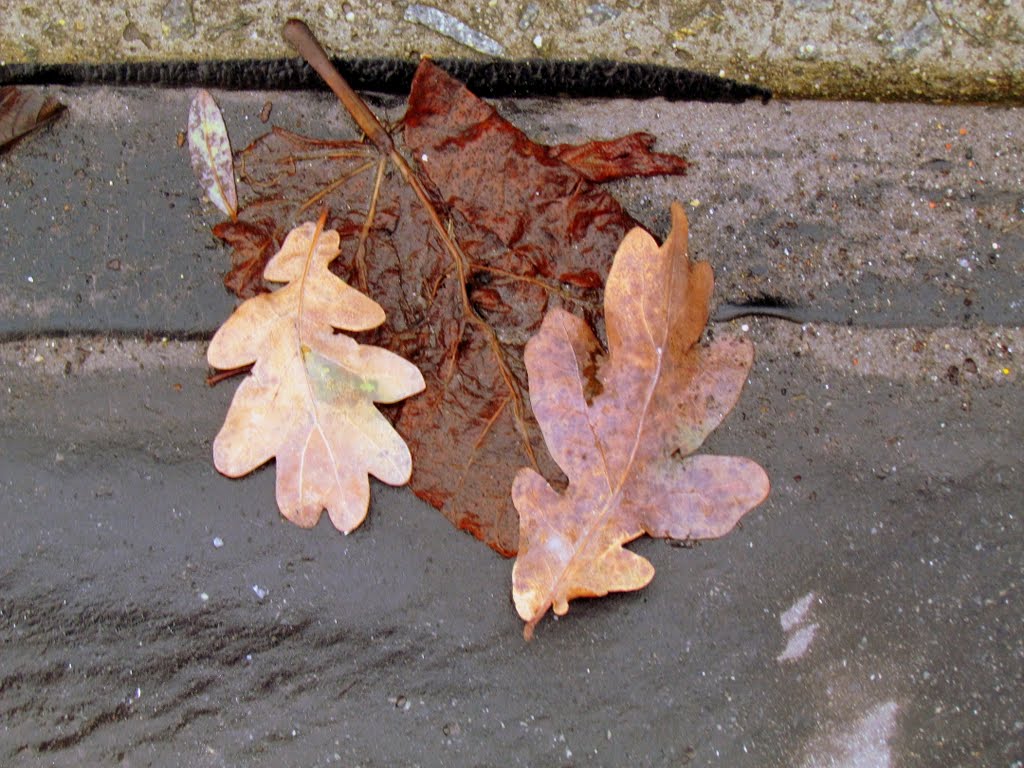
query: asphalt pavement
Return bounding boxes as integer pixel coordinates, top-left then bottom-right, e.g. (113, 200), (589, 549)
(1, 2), (1022, 766)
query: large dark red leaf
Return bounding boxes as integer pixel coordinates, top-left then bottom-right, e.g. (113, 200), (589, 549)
(210, 46), (687, 556)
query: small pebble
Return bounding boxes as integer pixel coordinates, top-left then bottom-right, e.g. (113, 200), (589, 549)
(253, 584), (268, 600)
(404, 5), (505, 56)
(212, 536), (224, 548)
(442, 721), (461, 737)
(584, 2), (620, 25)
(518, 2), (540, 29)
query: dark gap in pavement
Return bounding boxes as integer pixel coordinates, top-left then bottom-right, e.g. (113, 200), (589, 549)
(0, 58), (771, 103)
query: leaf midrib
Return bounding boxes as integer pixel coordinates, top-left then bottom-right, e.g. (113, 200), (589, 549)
(545, 258), (668, 607)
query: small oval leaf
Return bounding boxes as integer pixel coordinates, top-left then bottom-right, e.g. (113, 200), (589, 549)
(187, 89), (238, 220)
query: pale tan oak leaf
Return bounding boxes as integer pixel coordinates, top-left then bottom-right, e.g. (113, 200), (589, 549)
(208, 214), (425, 532)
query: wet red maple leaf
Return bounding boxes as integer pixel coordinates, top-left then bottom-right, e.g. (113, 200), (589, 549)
(210, 20), (688, 556)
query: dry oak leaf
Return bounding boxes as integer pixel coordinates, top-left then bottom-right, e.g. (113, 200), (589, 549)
(211, 27), (688, 556)
(512, 202), (770, 639)
(208, 214), (425, 532)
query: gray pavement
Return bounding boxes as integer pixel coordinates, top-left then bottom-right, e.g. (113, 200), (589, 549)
(2, 89), (1022, 337)
(1, 84), (1022, 765)
(2, 325), (1021, 765)
(1, 0), (1023, 763)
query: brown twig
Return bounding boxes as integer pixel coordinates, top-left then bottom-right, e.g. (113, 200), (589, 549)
(282, 19), (394, 154)
(206, 364), (253, 386)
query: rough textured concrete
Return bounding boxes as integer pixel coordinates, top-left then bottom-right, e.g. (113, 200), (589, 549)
(2, 1), (1023, 102)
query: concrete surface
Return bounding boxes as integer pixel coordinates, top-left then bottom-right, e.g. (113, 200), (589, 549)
(1, 324), (1021, 766)
(1, 2), (1023, 763)
(1, 81), (1022, 766)
(1, 1), (1023, 103)
(2, 89), (1022, 337)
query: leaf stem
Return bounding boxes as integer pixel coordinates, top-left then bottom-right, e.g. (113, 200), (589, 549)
(206, 364), (253, 386)
(282, 19), (394, 155)
(353, 156), (388, 294)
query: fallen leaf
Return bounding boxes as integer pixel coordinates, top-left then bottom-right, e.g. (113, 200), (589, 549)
(203, 21), (689, 556)
(208, 213), (425, 532)
(0, 86), (65, 152)
(188, 89), (238, 220)
(512, 202), (769, 639)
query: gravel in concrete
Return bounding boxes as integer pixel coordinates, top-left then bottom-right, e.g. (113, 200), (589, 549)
(2, 1), (1022, 102)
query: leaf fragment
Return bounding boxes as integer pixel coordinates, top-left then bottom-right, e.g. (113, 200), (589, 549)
(548, 133), (689, 183)
(0, 86), (65, 152)
(208, 214), (425, 532)
(188, 89), (238, 220)
(512, 202), (770, 639)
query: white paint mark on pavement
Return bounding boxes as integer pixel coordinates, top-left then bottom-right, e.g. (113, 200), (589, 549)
(779, 591), (819, 662)
(801, 700), (900, 768)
